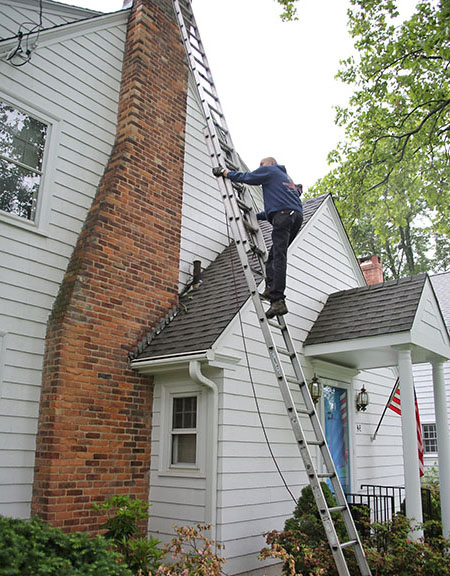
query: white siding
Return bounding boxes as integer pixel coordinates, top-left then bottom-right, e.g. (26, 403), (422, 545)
(352, 369), (404, 487)
(0, 7), (128, 518)
(148, 373), (210, 543)
(414, 361), (450, 470)
(210, 197), (400, 574)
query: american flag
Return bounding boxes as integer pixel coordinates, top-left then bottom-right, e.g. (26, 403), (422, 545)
(388, 380), (424, 477)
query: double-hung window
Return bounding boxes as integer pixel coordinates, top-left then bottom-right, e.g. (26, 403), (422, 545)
(171, 395), (198, 466)
(422, 423), (438, 454)
(0, 100), (48, 222)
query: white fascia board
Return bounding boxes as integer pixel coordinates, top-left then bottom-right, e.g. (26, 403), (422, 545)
(304, 331), (413, 357)
(131, 349), (241, 375)
(310, 358), (359, 380)
(410, 277), (450, 360)
(0, 9), (129, 56)
(323, 196), (366, 287)
(9, 0), (102, 19)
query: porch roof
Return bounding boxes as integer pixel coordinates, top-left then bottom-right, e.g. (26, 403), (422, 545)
(304, 274), (450, 370)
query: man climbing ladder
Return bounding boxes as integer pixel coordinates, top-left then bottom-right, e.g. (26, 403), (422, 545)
(213, 157), (303, 319)
(173, 0), (372, 573)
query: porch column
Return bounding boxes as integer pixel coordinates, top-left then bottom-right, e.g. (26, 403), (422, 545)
(397, 347), (423, 539)
(432, 359), (450, 539)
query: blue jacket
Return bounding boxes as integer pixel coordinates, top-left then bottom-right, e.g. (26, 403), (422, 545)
(226, 164), (303, 222)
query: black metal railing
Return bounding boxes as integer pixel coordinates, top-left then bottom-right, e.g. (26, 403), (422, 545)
(345, 484), (434, 525)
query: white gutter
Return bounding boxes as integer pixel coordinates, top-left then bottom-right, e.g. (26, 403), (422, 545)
(189, 360), (219, 544)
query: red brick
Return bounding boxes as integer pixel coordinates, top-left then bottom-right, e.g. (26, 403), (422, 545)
(32, 0), (188, 533)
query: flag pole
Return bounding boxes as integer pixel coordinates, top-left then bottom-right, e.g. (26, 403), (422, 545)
(372, 378), (399, 441)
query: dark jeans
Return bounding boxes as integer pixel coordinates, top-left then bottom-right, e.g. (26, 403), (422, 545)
(266, 210), (303, 302)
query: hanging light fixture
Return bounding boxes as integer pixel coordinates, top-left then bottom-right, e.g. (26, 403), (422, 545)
(356, 385), (369, 412)
(309, 373), (322, 404)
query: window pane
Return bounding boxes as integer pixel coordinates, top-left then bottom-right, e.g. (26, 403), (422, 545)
(423, 423), (437, 453)
(173, 396), (197, 429)
(171, 433), (196, 464)
(0, 158), (40, 220)
(0, 102), (47, 171)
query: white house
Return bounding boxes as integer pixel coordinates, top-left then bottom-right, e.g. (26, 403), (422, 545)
(0, 1), (449, 575)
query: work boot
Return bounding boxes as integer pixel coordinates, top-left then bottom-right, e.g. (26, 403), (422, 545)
(260, 285), (271, 300)
(265, 299), (288, 319)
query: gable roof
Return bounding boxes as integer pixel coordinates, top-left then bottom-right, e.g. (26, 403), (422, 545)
(0, 1), (128, 54)
(130, 194), (329, 362)
(304, 274), (428, 347)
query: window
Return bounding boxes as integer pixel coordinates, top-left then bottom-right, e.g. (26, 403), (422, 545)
(0, 100), (48, 221)
(422, 423), (438, 454)
(171, 395), (198, 466)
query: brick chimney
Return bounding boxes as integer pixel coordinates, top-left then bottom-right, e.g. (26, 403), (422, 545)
(358, 255), (384, 285)
(32, 0), (188, 532)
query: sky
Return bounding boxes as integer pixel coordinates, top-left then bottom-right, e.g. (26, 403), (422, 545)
(54, 0), (412, 189)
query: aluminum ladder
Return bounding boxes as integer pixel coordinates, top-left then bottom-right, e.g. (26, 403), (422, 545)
(172, 2), (372, 574)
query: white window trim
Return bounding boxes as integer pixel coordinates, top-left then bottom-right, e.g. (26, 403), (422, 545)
(0, 90), (61, 236)
(159, 382), (207, 478)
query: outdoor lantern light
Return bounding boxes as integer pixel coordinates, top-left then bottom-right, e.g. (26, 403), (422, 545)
(356, 385), (369, 412)
(309, 374), (322, 404)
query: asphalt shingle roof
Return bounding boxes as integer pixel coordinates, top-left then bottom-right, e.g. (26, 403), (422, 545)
(132, 194), (328, 361)
(304, 273), (428, 347)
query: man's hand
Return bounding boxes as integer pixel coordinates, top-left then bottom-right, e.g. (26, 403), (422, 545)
(212, 166), (226, 177)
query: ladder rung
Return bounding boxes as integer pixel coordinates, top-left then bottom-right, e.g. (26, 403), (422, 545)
(267, 319), (281, 329)
(317, 472), (335, 479)
(307, 440), (325, 447)
(329, 505), (346, 513)
(297, 408), (314, 417)
(243, 220), (260, 234)
(198, 70), (214, 86)
(208, 103), (224, 119)
(202, 86), (219, 103)
(276, 346), (292, 357)
(340, 540), (358, 550)
(286, 376), (305, 386)
(250, 267), (265, 278)
(250, 245), (266, 258)
(236, 198), (252, 212)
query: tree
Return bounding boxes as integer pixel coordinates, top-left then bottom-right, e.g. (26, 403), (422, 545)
(311, 0), (450, 278)
(276, 0), (300, 21)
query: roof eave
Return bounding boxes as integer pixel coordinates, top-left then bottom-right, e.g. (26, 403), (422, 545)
(130, 348), (241, 375)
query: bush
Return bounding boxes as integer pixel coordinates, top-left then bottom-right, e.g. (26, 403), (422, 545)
(0, 514), (133, 576)
(93, 495), (163, 574)
(365, 513), (450, 576)
(155, 524), (226, 576)
(260, 484), (450, 576)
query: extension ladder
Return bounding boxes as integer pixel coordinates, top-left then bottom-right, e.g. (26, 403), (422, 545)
(172, 2), (372, 574)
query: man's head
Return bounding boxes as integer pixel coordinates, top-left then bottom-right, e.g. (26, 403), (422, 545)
(260, 157), (277, 167)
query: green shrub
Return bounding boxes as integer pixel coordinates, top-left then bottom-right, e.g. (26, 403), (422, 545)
(93, 495), (163, 574)
(260, 484), (450, 576)
(0, 515), (133, 576)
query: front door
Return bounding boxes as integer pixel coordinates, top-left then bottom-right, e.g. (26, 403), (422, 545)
(323, 384), (350, 493)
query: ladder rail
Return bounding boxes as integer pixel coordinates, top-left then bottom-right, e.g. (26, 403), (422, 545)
(172, 2), (371, 574)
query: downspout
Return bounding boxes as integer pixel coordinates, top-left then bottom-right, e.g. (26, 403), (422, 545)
(189, 360), (218, 543)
